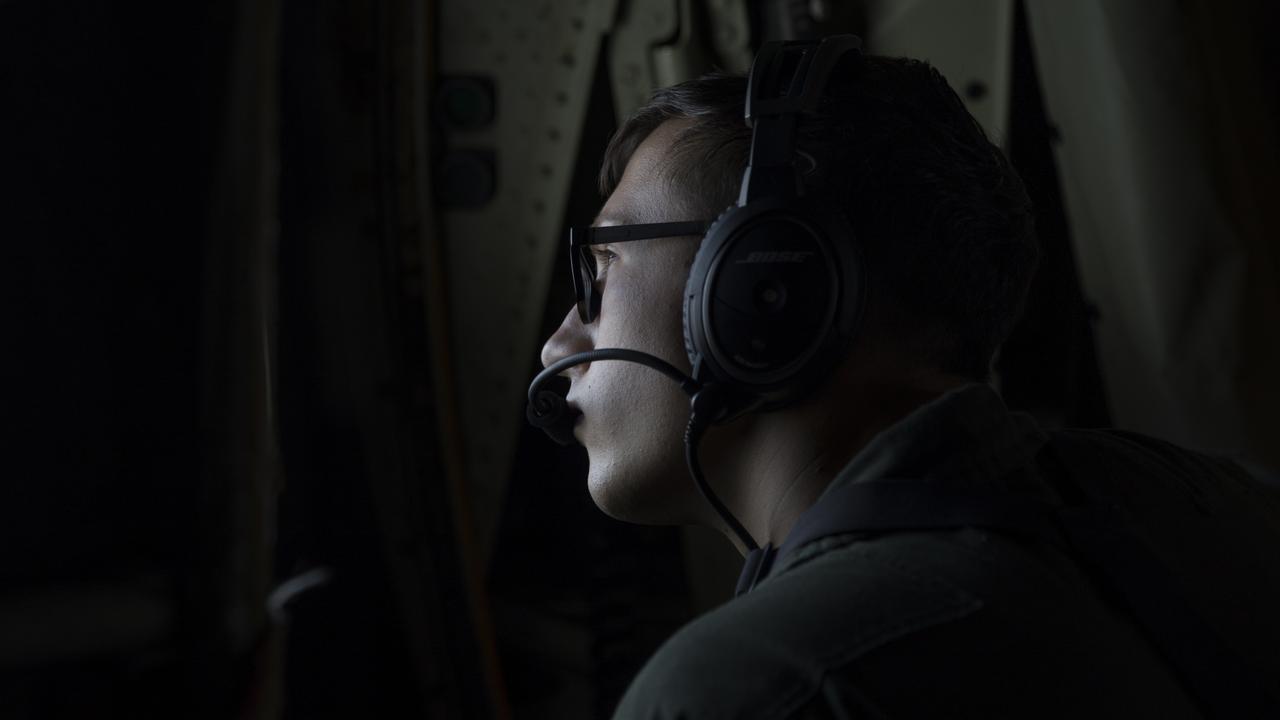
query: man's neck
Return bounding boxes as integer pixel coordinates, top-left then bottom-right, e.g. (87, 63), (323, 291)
(702, 368), (972, 556)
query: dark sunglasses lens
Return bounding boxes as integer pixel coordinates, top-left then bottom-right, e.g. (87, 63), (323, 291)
(575, 246), (595, 323)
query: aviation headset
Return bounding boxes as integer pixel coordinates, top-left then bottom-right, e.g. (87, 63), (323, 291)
(684, 34), (865, 422)
(528, 35), (867, 553)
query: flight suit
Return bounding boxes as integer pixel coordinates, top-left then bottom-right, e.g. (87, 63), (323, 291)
(612, 383), (1280, 719)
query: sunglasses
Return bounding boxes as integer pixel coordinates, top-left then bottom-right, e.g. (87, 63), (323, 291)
(568, 220), (713, 324)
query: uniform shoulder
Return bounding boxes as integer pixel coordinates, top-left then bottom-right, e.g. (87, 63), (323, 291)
(1048, 427), (1280, 515)
(610, 537), (983, 719)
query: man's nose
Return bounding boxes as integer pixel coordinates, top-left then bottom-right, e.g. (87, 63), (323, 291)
(540, 304), (593, 373)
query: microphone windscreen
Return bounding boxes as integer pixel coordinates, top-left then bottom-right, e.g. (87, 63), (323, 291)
(526, 390), (580, 446)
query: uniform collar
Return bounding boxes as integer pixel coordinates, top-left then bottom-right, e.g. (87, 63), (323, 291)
(735, 382), (1047, 595)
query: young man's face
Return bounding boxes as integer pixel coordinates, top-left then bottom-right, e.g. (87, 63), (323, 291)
(539, 119), (715, 526)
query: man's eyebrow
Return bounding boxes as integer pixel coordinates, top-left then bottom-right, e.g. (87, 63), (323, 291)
(592, 210), (636, 227)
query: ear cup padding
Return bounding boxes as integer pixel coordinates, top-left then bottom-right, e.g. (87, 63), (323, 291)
(684, 204), (740, 376)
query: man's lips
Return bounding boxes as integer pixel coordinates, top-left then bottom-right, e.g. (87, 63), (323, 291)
(564, 401), (585, 433)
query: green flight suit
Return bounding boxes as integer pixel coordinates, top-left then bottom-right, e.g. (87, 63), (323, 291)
(613, 383), (1280, 719)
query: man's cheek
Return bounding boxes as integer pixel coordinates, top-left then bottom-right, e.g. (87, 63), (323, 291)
(626, 275), (684, 328)
(605, 282), (654, 340)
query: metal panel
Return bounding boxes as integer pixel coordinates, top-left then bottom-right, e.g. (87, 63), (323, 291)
(1025, 0), (1280, 466)
(609, 0), (684, 121)
(863, 0), (1015, 144)
(608, 0), (753, 123)
(437, 0), (619, 563)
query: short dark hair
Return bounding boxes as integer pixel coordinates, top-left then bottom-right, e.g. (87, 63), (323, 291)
(598, 56), (1039, 381)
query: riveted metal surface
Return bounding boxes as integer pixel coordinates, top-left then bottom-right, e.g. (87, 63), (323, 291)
(608, 0), (753, 124)
(437, 0), (618, 564)
(608, 0), (682, 123)
(705, 0), (753, 76)
(864, 0), (1015, 144)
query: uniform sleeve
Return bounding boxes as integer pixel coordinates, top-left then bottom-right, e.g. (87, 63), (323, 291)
(789, 679), (889, 720)
(611, 666), (885, 720)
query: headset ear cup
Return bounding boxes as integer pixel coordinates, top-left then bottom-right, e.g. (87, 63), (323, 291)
(689, 197), (866, 410)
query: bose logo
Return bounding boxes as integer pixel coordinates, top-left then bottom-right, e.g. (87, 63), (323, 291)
(735, 251), (815, 264)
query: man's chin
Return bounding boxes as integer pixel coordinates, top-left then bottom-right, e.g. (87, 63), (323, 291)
(586, 464), (696, 526)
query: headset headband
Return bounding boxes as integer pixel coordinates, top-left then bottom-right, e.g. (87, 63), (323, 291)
(739, 35), (863, 205)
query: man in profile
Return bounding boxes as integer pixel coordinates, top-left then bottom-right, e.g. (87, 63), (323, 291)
(538, 48), (1280, 718)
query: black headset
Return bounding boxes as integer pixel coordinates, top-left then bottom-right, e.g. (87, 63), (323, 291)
(528, 35), (867, 553)
(683, 34), (866, 423)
